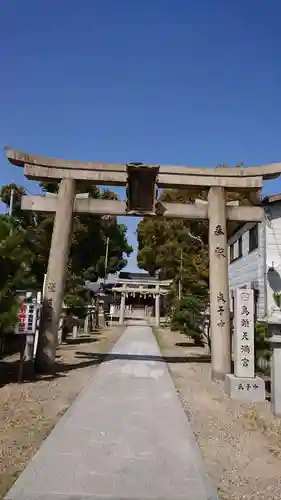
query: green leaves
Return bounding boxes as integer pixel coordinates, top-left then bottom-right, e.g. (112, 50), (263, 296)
(273, 292), (281, 309)
(137, 188), (209, 343)
(0, 183), (133, 330)
(0, 215), (35, 335)
(137, 188), (209, 285)
(171, 295), (207, 346)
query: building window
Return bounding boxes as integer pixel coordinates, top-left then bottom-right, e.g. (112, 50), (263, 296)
(230, 243), (234, 262)
(238, 237), (243, 258)
(249, 224), (258, 252)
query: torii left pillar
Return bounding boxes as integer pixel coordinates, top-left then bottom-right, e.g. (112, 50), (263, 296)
(35, 179), (76, 374)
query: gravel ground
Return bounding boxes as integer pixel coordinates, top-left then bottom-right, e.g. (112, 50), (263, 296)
(156, 327), (281, 500)
(0, 326), (123, 499)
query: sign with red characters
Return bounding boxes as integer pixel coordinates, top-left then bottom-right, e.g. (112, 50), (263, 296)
(14, 302), (37, 335)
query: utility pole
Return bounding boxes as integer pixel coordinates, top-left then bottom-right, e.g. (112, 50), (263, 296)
(8, 187), (15, 236)
(9, 188), (14, 217)
(100, 237), (110, 328)
(104, 237), (109, 281)
(178, 249), (183, 300)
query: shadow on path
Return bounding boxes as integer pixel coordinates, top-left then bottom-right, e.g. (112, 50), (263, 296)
(75, 351), (211, 364)
(64, 337), (99, 346)
(0, 359), (64, 387)
(175, 341), (198, 348)
(0, 348), (211, 388)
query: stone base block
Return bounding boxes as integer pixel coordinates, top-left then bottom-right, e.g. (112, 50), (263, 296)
(225, 374), (265, 402)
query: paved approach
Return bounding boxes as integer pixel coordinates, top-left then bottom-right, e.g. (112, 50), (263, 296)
(6, 321), (219, 500)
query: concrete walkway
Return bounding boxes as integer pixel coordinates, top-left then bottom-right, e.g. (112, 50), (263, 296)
(6, 322), (219, 500)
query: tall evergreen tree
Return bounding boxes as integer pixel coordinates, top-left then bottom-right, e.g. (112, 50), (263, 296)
(0, 183), (133, 339)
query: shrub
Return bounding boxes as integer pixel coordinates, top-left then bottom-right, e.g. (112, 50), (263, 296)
(255, 322), (270, 374)
(171, 294), (207, 346)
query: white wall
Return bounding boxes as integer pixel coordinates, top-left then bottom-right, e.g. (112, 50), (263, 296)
(228, 222), (265, 319)
(228, 201), (281, 324)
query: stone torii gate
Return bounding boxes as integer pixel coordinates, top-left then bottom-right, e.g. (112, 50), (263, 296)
(111, 279), (171, 325)
(5, 147), (281, 378)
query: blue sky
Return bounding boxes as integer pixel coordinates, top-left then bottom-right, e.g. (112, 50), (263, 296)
(1, 0), (281, 271)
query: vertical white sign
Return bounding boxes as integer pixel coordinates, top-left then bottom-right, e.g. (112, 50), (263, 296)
(14, 302), (38, 335)
(234, 288), (255, 378)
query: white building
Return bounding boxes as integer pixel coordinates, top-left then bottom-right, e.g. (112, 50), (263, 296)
(228, 194), (281, 324)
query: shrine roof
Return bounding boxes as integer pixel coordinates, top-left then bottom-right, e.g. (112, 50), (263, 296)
(262, 193), (281, 204)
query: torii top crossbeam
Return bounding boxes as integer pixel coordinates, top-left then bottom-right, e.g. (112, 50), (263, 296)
(5, 147), (281, 191)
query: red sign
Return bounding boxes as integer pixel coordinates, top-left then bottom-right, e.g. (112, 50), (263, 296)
(18, 304), (27, 332)
(15, 302), (37, 335)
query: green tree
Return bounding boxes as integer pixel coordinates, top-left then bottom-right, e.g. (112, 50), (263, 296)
(137, 188), (209, 343)
(138, 191), (208, 278)
(0, 215), (34, 337)
(1, 182), (132, 285)
(0, 182), (133, 335)
(137, 186), (257, 345)
(254, 322), (270, 375)
(170, 294), (208, 346)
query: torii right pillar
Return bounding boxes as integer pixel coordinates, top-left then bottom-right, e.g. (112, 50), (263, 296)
(208, 186), (231, 380)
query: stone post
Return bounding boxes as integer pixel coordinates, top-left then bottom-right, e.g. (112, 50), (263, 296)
(119, 291), (126, 325)
(268, 325), (281, 417)
(225, 289), (265, 401)
(35, 179), (76, 374)
(57, 316), (64, 345)
(95, 295), (100, 329)
(84, 313), (89, 334)
(233, 289), (255, 378)
(72, 324), (78, 340)
(155, 285), (160, 328)
(208, 186), (231, 380)
(24, 335), (35, 361)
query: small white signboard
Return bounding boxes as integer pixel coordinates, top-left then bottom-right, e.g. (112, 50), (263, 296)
(234, 288), (255, 378)
(14, 302), (38, 335)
